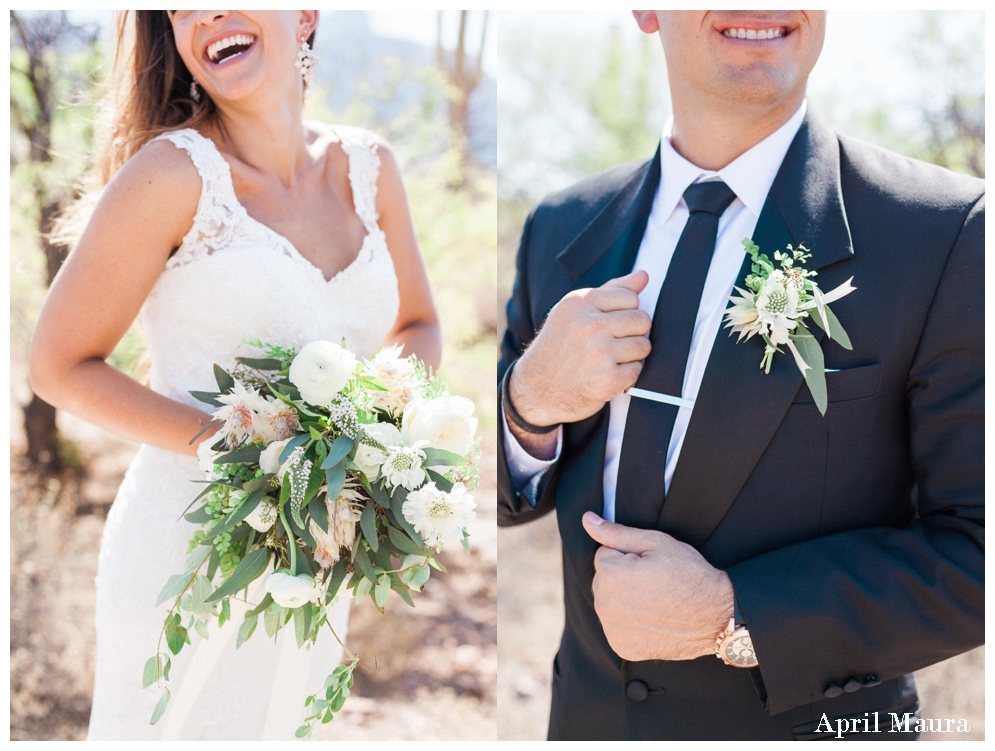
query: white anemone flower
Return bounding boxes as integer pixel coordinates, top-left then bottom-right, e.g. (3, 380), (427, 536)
(402, 482), (476, 547)
(214, 381), (266, 448)
(754, 270), (804, 345)
(381, 443), (429, 491)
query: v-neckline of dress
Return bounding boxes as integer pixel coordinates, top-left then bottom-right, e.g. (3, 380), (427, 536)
(200, 130), (373, 285)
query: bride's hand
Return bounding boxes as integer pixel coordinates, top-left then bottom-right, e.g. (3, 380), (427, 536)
(374, 140), (442, 370)
(28, 140), (219, 456)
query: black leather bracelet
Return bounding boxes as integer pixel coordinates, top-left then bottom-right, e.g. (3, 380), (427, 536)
(501, 359), (560, 435)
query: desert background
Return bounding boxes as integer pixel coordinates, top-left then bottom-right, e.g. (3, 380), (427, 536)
(496, 10), (984, 741)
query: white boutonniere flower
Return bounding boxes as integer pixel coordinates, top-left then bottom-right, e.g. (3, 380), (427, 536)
(724, 239), (856, 415)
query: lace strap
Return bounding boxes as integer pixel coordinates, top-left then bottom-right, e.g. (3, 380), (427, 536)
(332, 126), (382, 234)
(149, 129), (241, 268)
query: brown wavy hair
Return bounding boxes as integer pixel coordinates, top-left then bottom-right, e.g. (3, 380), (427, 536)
(54, 11), (315, 245)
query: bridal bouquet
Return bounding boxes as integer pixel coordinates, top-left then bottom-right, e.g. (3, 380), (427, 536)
(143, 341), (479, 738)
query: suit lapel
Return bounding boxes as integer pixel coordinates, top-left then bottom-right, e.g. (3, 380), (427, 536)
(657, 112), (854, 548)
(554, 147), (662, 604)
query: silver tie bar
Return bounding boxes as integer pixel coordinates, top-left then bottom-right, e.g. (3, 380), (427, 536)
(626, 387), (695, 409)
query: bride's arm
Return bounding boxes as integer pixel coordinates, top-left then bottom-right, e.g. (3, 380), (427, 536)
(374, 141), (442, 370)
(29, 141), (219, 457)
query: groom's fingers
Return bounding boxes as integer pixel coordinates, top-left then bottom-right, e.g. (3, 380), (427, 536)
(601, 269), (649, 295)
(582, 512), (662, 556)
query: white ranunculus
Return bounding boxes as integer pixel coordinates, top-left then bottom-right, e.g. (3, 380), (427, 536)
(401, 396), (478, 457)
(288, 341), (357, 407)
(402, 482), (476, 547)
(244, 497), (278, 533)
(265, 571), (322, 609)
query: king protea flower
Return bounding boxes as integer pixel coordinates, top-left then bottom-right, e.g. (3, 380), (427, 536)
(310, 480), (363, 569)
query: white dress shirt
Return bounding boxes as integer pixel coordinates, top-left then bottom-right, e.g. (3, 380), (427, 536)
(504, 100), (807, 521)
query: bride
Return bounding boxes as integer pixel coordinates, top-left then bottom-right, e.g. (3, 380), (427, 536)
(28, 10), (441, 740)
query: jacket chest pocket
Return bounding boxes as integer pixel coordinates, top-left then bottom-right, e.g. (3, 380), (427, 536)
(793, 363), (882, 405)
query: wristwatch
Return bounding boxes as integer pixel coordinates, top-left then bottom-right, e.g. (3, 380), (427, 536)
(715, 598), (758, 668)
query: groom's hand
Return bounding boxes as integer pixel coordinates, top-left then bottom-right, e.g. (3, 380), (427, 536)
(583, 511), (734, 662)
(509, 271), (652, 440)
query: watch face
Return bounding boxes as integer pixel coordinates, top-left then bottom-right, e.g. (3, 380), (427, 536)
(723, 632), (758, 668)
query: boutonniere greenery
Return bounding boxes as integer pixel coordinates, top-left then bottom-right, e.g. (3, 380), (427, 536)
(724, 239), (855, 415)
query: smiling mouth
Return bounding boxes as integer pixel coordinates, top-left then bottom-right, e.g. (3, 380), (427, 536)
(206, 34), (256, 64)
(721, 27), (786, 40)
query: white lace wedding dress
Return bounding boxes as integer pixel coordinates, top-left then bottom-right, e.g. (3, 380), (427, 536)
(86, 125), (399, 740)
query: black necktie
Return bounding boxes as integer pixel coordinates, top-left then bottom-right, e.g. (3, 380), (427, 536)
(614, 181), (737, 528)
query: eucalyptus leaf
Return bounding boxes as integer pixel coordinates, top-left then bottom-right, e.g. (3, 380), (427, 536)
(236, 616), (258, 649)
(156, 572), (196, 607)
(395, 588), (415, 607)
(279, 433), (310, 464)
(388, 491), (424, 546)
(242, 472), (275, 493)
(165, 614), (189, 655)
(308, 494), (329, 533)
(264, 602), (283, 638)
(426, 469), (454, 492)
(213, 364), (235, 393)
(421, 447), (468, 467)
(822, 304), (853, 350)
(150, 687), (171, 724)
(791, 333), (828, 416)
(142, 655), (160, 689)
(354, 576), (373, 601)
(294, 604), (307, 648)
(326, 558), (348, 601)
(246, 593), (274, 618)
(360, 503), (378, 552)
(408, 565), (431, 590)
(387, 525), (426, 555)
(185, 504), (214, 524)
(353, 544), (378, 582)
(216, 443), (263, 465)
(189, 390), (222, 407)
(194, 619), (210, 640)
(367, 479), (390, 509)
(321, 436), (354, 469)
(373, 573), (390, 608)
(205, 547), (270, 603)
(237, 356), (284, 371)
(324, 465), (346, 502)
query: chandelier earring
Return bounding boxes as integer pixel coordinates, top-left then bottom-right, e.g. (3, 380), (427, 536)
(189, 78), (201, 103)
(294, 38), (318, 97)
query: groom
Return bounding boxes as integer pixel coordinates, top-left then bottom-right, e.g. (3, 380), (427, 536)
(497, 10), (983, 741)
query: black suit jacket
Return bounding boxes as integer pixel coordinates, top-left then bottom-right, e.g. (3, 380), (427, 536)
(497, 112), (984, 740)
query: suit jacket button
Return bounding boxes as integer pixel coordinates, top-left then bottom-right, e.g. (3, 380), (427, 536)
(824, 683), (844, 699)
(862, 675), (881, 688)
(626, 680), (650, 702)
(843, 679), (862, 693)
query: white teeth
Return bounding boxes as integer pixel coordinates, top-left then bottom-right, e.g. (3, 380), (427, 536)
(723, 27), (783, 40)
(207, 34), (255, 62)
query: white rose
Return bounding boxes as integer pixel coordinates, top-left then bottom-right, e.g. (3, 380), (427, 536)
(259, 439), (294, 480)
(265, 571), (322, 609)
(288, 341), (357, 407)
(401, 396), (478, 457)
(244, 497), (278, 533)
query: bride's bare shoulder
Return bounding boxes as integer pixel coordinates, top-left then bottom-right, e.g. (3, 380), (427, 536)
(93, 134), (202, 252)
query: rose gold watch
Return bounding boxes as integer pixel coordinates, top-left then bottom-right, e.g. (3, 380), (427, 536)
(715, 617), (759, 668)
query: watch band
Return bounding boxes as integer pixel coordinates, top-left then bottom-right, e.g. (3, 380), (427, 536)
(501, 359), (560, 435)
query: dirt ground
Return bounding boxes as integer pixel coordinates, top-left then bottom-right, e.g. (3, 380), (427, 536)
(9, 407), (497, 741)
(497, 513), (984, 741)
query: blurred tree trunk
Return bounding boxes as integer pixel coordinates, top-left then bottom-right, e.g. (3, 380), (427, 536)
(436, 10), (489, 182)
(10, 11), (84, 472)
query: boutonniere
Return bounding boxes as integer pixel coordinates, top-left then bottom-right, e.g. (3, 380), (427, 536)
(724, 239), (856, 415)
